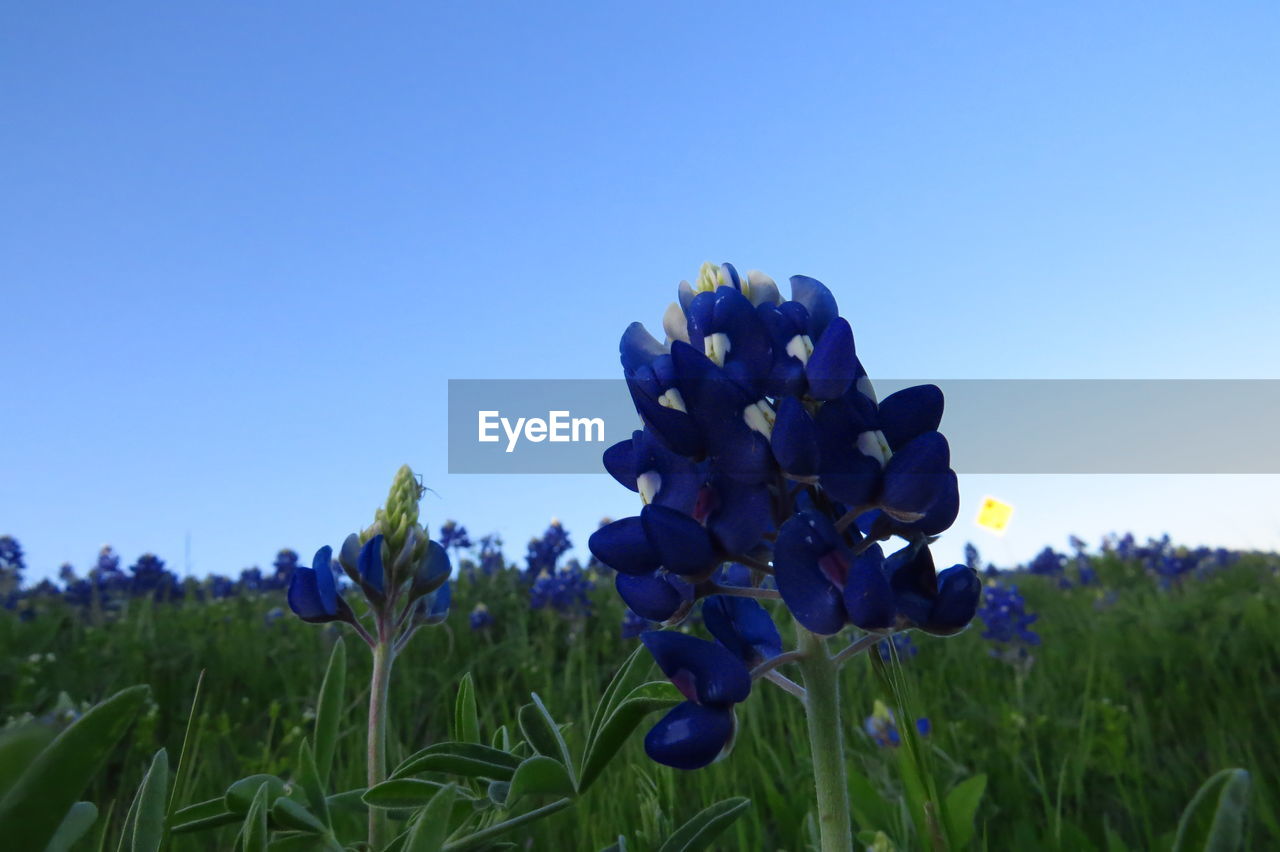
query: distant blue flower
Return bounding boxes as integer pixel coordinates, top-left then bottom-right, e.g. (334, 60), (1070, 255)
(641, 631), (752, 770)
(469, 602), (492, 631)
(525, 520), (572, 578)
(440, 521), (472, 552)
(864, 700), (929, 748)
(977, 583), (1040, 662)
(129, 553), (182, 601)
(530, 558), (594, 617)
(1027, 547), (1065, 577)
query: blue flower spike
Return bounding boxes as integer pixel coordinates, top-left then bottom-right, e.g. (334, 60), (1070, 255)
(600, 263), (979, 783)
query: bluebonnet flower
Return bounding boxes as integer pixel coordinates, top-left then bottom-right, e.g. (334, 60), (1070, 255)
(476, 534), (506, 577)
(469, 603), (492, 631)
(964, 543), (981, 573)
(592, 263), (980, 772)
(1069, 536), (1098, 586)
(525, 520), (571, 578)
(0, 536), (24, 592)
(877, 632), (918, 662)
(1027, 547), (1065, 577)
(529, 559), (595, 617)
(267, 549), (300, 590)
(640, 631), (752, 769)
(129, 553), (182, 601)
(288, 546), (356, 624)
(864, 700), (929, 748)
(977, 583), (1040, 665)
(439, 521), (472, 552)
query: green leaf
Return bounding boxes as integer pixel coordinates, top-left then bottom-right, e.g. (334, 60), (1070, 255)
(598, 836), (627, 852)
(0, 725), (55, 797)
(44, 802), (98, 852)
(657, 796), (751, 852)
(392, 743), (521, 782)
(270, 798), (327, 834)
(127, 748), (170, 852)
(226, 775), (288, 816)
(455, 673), (480, 745)
(490, 725), (510, 752)
(577, 681), (680, 794)
(1173, 768), (1251, 852)
(364, 779), (472, 809)
(585, 645), (653, 756)
(487, 780), (510, 806)
(170, 797), (238, 834)
(294, 740), (330, 828)
(942, 773), (986, 850)
(519, 694), (575, 789)
(0, 684), (148, 852)
(403, 783), (457, 852)
(441, 797), (572, 851)
(314, 638), (346, 786)
(325, 788), (369, 814)
(240, 782), (271, 852)
(506, 756), (575, 804)
(266, 833), (334, 851)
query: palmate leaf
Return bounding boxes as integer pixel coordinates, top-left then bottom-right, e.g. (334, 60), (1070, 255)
(518, 693), (575, 788)
(657, 797), (751, 852)
(402, 783), (457, 852)
(577, 681), (681, 794)
(225, 774), (289, 815)
(0, 684), (148, 852)
(584, 644), (654, 757)
(440, 797), (572, 852)
(506, 756), (575, 804)
(392, 743), (522, 782)
(170, 797), (240, 834)
(239, 782), (271, 852)
(363, 778), (475, 809)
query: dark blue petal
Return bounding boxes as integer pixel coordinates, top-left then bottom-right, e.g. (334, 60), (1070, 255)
(843, 544), (895, 630)
(880, 432), (952, 521)
(603, 434), (639, 491)
(589, 517), (662, 576)
(877, 384), (944, 452)
(703, 595), (782, 664)
(887, 544), (938, 627)
(413, 540), (451, 596)
(616, 572), (686, 622)
(908, 470), (959, 536)
(626, 377), (704, 458)
(428, 580), (452, 620)
(311, 545), (337, 614)
(710, 427), (772, 485)
(924, 565), (980, 635)
(772, 396), (820, 476)
(288, 567), (340, 623)
(789, 275), (838, 340)
(644, 701), (735, 770)
(620, 322), (666, 374)
(640, 631), (752, 706)
(773, 510), (848, 635)
(641, 505), (714, 576)
(806, 317), (856, 400)
(358, 536), (385, 594)
(706, 480), (772, 554)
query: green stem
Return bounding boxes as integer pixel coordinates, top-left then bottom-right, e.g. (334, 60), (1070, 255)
(797, 628), (853, 852)
(368, 639), (393, 849)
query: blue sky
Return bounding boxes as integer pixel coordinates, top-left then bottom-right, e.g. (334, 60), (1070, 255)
(3, 2), (1278, 581)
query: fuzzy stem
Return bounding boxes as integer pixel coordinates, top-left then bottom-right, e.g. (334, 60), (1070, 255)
(707, 583), (781, 601)
(796, 628), (853, 852)
(368, 638), (393, 849)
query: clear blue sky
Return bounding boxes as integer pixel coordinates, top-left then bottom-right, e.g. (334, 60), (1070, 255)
(4, 2), (1278, 581)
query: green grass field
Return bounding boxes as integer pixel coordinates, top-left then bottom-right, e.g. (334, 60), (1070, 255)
(2, 551), (1277, 850)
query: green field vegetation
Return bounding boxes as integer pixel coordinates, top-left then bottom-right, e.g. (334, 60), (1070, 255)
(2, 551), (1277, 850)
